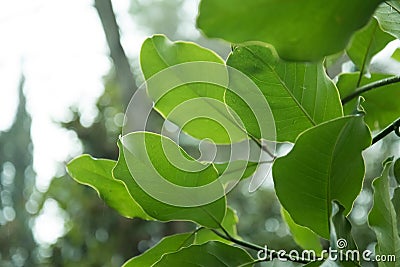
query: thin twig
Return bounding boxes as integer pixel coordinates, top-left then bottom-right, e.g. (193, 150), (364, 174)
(341, 76), (400, 105)
(372, 117), (400, 144)
(211, 229), (310, 264)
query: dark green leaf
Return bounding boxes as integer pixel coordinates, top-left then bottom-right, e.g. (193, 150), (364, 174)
(273, 115), (371, 238)
(122, 233), (195, 267)
(226, 45), (343, 142)
(346, 18), (393, 77)
(337, 73), (400, 130)
(153, 241), (254, 266)
(197, 0), (383, 61)
(66, 155), (151, 219)
(375, 2), (400, 39)
(369, 160), (400, 266)
(394, 158), (400, 184)
(113, 133), (226, 228)
(392, 187), (400, 234)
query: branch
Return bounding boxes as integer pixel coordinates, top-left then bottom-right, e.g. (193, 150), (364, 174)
(372, 117), (400, 144)
(94, 0), (136, 108)
(341, 76), (400, 105)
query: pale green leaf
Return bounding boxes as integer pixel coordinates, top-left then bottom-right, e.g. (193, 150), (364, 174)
(113, 133), (226, 228)
(153, 241), (254, 266)
(375, 2), (400, 39)
(368, 160), (400, 266)
(273, 115), (371, 238)
(140, 35), (246, 144)
(394, 158), (400, 184)
(197, 0), (383, 61)
(226, 45), (343, 142)
(66, 155), (151, 219)
(281, 208), (322, 253)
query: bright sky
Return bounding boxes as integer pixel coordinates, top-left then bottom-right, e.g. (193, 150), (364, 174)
(2, 0), (398, 247)
(0, 0), (148, 245)
(0, 0), (199, 246)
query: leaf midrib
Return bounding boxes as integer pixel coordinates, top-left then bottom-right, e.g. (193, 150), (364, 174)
(151, 38), (252, 142)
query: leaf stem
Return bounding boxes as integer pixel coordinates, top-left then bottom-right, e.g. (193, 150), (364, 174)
(372, 117), (400, 144)
(341, 76), (400, 105)
(211, 229), (310, 264)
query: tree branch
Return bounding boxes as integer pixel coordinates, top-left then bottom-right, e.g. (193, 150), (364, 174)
(372, 117), (400, 144)
(94, 0), (136, 108)
(341, 76), (400, 105)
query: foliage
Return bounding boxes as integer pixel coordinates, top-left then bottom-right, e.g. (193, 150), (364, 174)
(67, 1), (400, 266)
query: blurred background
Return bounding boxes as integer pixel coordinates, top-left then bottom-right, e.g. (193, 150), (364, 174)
(0, 0), (399, 266)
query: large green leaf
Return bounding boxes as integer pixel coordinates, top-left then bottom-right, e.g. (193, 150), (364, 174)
(226, 45), (343, 142)
(375, 1), (400, 39)
(153, 241), (254, 266)
(113, 133), (226, 228)
(281, 208), (322, 253)
(122, 233), (195, 267)
(197, 0), (383, 61)
(337, 73), (400, 130)
(66, 155), (151, 219)
(368, 160), (400, 266)
(346, 18), (393, 79)
(140, 35), (246, 144)
(392, 187), (400, 235)
(273, 115), (371, 238)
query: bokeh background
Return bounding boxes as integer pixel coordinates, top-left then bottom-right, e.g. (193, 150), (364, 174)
(0, 0), (399, 266)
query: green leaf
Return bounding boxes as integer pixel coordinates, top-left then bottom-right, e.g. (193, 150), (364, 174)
(330, 202), (357, 251)
(368, 160), (400, 266)
(394, 158), (400, 184)
(375, 1), (400, 39)
(214, 161), (258, 181)
(392, 187), (400, 235)
(113, 133), (226, 228)
(197, 0), (383, 61)
(391, 48), (400, 61)
(140, 34), (246, 144)
(281, 208), (322, 253)
(153, 241), (254, 266)
(337, 73), (400, 130)
(66, 155), (151, 219)
(122, 233), (195, 267)
(330, 202), (359, 266)
(195, 207), (239, 245)
(226, 45), (343, 142)
(273, 115), (371, 238)
(346, 18), (394, 77)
